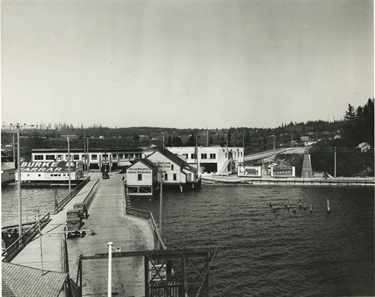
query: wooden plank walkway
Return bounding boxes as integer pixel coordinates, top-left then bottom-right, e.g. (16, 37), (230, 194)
(11, 172), (155, 297)
(67, 173), (154, 297)
(10, 176), (101, 272)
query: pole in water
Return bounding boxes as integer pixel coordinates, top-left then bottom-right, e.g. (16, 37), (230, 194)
(309, 205), (312, 213)
(269, 201), (272, 207)
(326, 199), (331, 213)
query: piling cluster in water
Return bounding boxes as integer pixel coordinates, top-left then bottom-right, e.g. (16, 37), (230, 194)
(268, 199), (331, 215)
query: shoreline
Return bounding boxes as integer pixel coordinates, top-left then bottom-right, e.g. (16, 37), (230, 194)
(202, 175), (374, 186)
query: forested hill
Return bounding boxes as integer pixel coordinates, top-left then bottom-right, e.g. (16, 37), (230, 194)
(2, 120), (343, 155)
(1, 99), (374, 175)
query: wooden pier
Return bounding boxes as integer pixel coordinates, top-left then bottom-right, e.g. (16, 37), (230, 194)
(6, 173), (155, 296)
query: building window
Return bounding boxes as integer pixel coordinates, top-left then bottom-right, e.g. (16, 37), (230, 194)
(191, 154), (197, 159)
(210, 153), (216, 159)
(119, 154), (123, 159)
(46, 155), (55, 160)
(201, 153), (207, 159)
(130, 154), (134, 159)
(74, 154), (80, 160)
(125, 154), (129, 159)
(173, 173), (177, 181)
(184, 154), (188, 159)
(171, 164), (174, 171)
(91, 154), (97, 160)
(34, 155), (44, 160)
(112, 154), (117, 158)
(38, 174), (41, 177)
(57, 155), (63, 160)
(138, 174), (142, 181)
(164, 173), (168, 181)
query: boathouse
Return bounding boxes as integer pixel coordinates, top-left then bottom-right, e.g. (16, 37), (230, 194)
(166, 146), (244, 174)
(126, 159), (159, 196)
(146, 148), (200, 190)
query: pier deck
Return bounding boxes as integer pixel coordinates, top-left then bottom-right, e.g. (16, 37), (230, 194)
(10, 177), (100, 271)
(10, 172), (154, 297)
(67, 173), (154, 297)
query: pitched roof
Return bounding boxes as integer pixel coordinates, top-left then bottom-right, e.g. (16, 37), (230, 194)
(2, 262), (67, 297)
(130, 158), (159, 170)
(148, 149), (197, 173)
(156, 148), (187, 167)
(2, 163), (15, 171)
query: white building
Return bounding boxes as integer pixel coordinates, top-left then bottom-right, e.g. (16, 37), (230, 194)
(31, 148), (144, 172)
(166, 146), (244, 175)
(146, 148), (200, 189)
(126, 159), (159, 196)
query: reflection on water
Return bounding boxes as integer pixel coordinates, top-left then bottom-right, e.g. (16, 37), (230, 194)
(131, 185), (374, 297)
(1, 184), (69, 225)
(1, 183), (374, 296)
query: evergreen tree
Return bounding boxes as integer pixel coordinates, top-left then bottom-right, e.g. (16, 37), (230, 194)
(185, 133), (196, 146)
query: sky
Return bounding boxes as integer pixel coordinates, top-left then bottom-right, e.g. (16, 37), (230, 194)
(1, 0), (374, 129)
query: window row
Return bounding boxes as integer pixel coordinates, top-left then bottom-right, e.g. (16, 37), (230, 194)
(33, 153), (142, 161)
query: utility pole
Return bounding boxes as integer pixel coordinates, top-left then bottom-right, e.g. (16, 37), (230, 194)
(3, 123), (33, 237)
(67, 137), (71, 193)
(12, 134), (16, 165)
(206, 128), (209, 147)
(291, 132), (293, 147)
(334, 146), (337, 178)
(83, 131), (86, 174)
(87, 136), (90, 173)
(63, 135), (75, 193)
(161, 132), (165, 149)
(159, 171), (163, 239)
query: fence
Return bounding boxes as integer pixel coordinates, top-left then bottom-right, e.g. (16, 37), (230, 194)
(55, 177), (91, 214)
(2, 213), (51, 262)
(124, 184), (167, 250)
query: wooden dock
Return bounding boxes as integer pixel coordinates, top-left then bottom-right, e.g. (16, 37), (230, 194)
(10, 172), (155, 297)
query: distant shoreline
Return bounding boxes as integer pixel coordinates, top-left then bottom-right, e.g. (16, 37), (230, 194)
(202, 175), (374, 186)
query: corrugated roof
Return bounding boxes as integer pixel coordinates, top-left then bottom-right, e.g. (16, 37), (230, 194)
(2, 262), (67, 297)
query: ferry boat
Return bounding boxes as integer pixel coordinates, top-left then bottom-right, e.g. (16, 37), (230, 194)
(16, 160), (84, 186)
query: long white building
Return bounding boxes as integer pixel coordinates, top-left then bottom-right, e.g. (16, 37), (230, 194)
(166, 146), (244, 175)
(31, 148), (143, 172)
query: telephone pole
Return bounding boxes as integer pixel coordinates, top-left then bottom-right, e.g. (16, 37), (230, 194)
(2, 123), (33, 237)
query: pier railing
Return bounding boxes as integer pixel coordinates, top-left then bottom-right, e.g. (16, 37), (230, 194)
(55, 177), (91, 214)
(126, 207), (167, 250)
(2, 212), (51, 262)
(124, 184), (166, 250)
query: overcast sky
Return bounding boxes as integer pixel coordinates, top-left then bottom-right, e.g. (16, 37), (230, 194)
(1, 0), (373, 129)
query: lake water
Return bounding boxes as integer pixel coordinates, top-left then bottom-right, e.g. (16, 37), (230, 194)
(130, 185), (374, 297)
(1, 184), (69, 225)
(2, 183), (374, 296)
